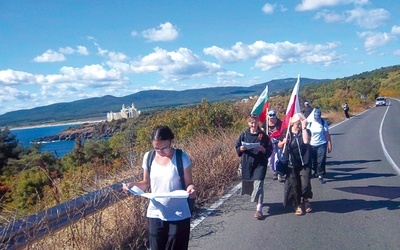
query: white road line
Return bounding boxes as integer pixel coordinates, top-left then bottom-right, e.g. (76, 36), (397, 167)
(190, 182), (242, 230)
(379, 98), (400, 175)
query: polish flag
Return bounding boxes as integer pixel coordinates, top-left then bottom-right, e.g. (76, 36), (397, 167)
(279, 75), (302, 135)
(251, 85), (269, 123)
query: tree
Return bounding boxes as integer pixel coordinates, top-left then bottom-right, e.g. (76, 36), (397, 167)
(0, 128), (22, 174)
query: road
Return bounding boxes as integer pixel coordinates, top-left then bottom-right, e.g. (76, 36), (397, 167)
(189, 98), (400, 250)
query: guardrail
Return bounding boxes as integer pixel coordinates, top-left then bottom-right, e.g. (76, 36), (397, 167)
(0, 178), (133, 249)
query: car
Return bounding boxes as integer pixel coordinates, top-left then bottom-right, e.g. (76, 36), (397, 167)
(375, 97), (386, 106)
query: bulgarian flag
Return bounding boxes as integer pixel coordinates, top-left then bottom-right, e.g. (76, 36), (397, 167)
(251, 85), (269, 123)
(280, 75), (302, 135)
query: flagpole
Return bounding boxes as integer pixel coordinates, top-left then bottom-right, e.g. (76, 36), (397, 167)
(266, 108), (269, 133)
(282, 117), (292, 154)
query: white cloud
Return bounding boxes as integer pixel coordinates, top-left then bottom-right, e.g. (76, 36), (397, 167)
(279, 5), (288, 12)
(59, 46), (75, 54)
(108, 51), (129, 62)
(204, 41), (269, 63)
(59, 64), (123, 83)
(33, 49), (66, 62)
(296, 0), (369, 11)
(0, 69), (40, 85)
(59, 45), (89, 56)
(360, 32), (392, 51)
(394, 50), (400, 56)
(315, 10), (343, 23)
(392, 25), (400, 35)
(315, 7), (390, 29)
(215, 71), (244, 85)
(130, 47), (223, 81)
(262, 3), (275, 14)
(0, 63), (132, 114)
(142, 22), (179, 42)
(0, 86), (32, 102)
(358, 26), (400, 51)
(204, 41), (343, 70)
(130, 30), (138, 37)
(345, 8), (390, 29)
(77, 46), (89, 55)
(0, 63), (126, 93)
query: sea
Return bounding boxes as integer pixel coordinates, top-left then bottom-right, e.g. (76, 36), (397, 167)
(10, 124), (80, 158)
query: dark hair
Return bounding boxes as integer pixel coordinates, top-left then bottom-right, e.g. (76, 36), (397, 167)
(247, 114), (259, 122)
(151, 125), (175, 141)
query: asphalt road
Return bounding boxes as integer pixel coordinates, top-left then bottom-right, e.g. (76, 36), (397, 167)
(189, 98), (400, 250)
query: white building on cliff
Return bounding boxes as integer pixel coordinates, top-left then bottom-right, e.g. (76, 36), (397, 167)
(107, 103), (140, 122)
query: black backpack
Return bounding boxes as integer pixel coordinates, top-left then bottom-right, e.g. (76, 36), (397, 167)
(146, 148), (195, 213)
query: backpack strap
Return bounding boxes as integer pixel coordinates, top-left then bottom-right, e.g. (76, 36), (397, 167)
(175, 149), (185, 189)
(146, 148), (155, 174)
(146, 148), (185, 190)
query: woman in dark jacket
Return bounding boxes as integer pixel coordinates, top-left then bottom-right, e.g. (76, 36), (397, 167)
(278, 113), (313, 215)
(236, 114), (273, 219)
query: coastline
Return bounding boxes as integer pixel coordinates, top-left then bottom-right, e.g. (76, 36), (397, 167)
(9, 119), (105, 131)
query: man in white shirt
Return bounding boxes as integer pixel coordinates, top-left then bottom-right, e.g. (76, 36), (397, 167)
(307, 108), (332, 184)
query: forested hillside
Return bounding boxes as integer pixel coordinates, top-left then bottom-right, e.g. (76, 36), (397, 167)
(0, 77), (324, 128)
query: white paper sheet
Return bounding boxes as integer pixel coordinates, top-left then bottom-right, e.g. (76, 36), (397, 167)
(123, 183), (189, 199)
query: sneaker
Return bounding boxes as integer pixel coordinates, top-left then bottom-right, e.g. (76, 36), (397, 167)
(272, 172), (278, 180)
(278, 174), (286, 182)
(318, 177), (326, 184)
(254, 211), (263, 220)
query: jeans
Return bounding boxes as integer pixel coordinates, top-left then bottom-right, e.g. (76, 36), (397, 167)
(310, 143), (327, 177)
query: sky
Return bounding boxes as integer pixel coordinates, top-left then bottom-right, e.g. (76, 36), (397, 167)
(1, 0), (399, 115)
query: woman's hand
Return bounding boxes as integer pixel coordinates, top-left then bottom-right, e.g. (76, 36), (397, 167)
(301, 119), (308, 129)
(186, 184), (196, 199)
(122, 182), (132, 193)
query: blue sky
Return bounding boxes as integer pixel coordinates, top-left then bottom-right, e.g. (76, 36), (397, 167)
(1, 0), (399, 115)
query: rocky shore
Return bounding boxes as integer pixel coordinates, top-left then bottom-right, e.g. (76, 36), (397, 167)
(31, 120), (123, 143)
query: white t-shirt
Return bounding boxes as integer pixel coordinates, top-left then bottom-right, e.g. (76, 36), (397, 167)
(142, 149), (192, 221)
(307, 119), (329, 146)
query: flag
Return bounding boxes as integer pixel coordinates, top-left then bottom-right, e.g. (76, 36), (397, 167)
(251, 85), (269, 123)
(279, 75), (302, 136)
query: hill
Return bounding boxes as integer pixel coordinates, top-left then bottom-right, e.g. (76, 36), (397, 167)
(0, 78), (325, 128)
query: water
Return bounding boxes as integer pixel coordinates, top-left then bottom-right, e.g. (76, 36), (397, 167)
(10, 124), (79, 158)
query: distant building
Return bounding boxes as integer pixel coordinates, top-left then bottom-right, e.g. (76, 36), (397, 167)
(107, 103), (140, 122)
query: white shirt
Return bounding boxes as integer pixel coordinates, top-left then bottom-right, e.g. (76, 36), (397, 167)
(142, 149), (192, 221)
(307, 119), (329, 146)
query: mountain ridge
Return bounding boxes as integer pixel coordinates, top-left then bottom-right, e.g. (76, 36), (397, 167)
(0, 77), (326, 128)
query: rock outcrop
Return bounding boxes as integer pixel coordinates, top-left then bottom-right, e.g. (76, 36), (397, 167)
(31, 121), (124, 143)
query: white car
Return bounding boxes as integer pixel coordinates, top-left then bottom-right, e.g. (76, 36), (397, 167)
(375, 97), (386, 106)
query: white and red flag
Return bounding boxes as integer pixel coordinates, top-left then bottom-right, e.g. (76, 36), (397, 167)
(251, 85), (269, 123)
(279, 75), (302, 135)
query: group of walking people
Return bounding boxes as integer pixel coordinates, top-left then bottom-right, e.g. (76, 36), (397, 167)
(235, 101), (332, 219)
(120, 101), (334, 249)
